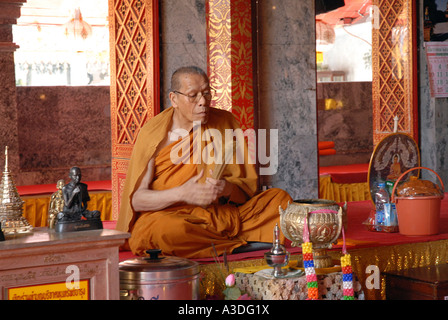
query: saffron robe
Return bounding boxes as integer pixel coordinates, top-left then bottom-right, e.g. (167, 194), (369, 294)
(115, 106), (292, 258)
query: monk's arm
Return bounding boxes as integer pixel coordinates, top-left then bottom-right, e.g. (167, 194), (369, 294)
(132, 158), (223, 212)
(131, 158), (184, 212)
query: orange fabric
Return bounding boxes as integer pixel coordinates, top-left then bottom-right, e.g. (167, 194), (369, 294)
(116, 106), (292, 258)
(129, 188), (292, 258)
(115, 107), (259, 233)
(319, 175), (371, 202)
(21, 191), (112, 227)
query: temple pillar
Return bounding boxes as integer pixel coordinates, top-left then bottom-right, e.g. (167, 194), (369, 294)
(206, 0), (256, 132)
(0, 0), (25, 173)
(206, 0), (257, 187)
(109, 0), (160, 220)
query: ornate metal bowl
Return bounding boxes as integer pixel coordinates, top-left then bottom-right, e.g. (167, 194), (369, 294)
(279, 199), (346, 268)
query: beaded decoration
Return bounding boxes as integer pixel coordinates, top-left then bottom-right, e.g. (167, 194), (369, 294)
(301, 210), (355, 301)
(341, 227), (354, 300)
(301, 216), (318, 300)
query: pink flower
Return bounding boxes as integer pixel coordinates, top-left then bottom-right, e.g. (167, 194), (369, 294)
(225, 274), (235, 287)
(237, 294), (251, 300)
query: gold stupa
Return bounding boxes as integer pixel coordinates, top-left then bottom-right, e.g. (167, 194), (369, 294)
(0, 146), (33, 235)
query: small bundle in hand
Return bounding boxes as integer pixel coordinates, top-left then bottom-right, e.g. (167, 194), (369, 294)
(212, 141), (236, 180)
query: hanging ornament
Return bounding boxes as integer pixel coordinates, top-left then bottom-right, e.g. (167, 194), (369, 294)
(63, 8), (92, 40)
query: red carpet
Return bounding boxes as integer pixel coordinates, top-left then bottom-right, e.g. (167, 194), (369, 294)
(108, 193), (448, 263)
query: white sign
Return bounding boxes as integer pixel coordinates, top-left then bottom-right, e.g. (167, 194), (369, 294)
(426, 42), (448, 98)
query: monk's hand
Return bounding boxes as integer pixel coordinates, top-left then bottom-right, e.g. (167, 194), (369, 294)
(181, 169), (220, 206)
(206, 169), (233, 198)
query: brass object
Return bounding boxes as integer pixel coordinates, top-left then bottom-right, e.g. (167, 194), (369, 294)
(0, 146), (33, 235)
(264, 224), (290, 278)
(279, 199), (345, 269)
(48, 179), (65, 229)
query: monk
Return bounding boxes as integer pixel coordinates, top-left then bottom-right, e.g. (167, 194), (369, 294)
(115, 66), (292, 259)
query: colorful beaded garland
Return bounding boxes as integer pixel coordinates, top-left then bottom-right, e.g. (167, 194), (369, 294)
(341, 228), (354, 300)
(301, 215), (319, 300)
(302, 241), (318, 300)
(301, 212), (355, 301)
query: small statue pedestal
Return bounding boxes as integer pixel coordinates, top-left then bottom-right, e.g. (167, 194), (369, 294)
(55, 218), (103, 233)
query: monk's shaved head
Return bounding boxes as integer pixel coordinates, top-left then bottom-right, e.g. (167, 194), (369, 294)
(170, 66), (208, 92)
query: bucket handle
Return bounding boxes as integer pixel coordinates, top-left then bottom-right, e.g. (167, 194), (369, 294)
(390, 166), (445, 203)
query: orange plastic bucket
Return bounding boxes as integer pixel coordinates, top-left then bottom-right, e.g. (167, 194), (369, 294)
(391, 167), (445, 236)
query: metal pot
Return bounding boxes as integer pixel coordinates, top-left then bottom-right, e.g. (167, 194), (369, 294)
(119, 249), (200, 300)
(279, 199), (346, 268)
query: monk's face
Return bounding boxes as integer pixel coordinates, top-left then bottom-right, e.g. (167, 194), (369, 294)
(171, 73), (211, 127)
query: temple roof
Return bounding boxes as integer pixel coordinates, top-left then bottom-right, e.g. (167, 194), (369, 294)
(317, 0), (372, 26)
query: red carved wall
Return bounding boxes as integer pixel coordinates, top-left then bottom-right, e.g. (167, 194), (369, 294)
(372, 0), (418, 145)
(109, 0), (159, 219)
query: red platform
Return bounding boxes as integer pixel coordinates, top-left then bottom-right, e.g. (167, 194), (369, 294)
(106, 193), (448, 264)
(17, 180), (112, 196)
(319, 163), (369, 184)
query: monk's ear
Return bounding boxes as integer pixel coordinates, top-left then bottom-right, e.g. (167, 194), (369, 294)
(169, 91), (178, 107)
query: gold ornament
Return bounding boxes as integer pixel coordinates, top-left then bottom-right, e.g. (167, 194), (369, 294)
(0, 146), (33, 235)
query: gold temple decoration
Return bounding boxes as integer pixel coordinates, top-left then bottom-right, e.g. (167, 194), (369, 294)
(206, 0), (255, 132)
(48, 179), (65, 229)
(0, 146), (33, 235)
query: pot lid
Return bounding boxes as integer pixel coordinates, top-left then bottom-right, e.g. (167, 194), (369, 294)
(119, 249), (200, 281)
